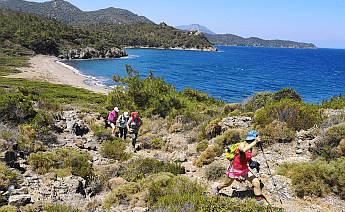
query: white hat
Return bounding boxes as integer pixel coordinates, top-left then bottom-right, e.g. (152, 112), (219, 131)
(114, 107), (119, 112)
(123, 111), (129, 117)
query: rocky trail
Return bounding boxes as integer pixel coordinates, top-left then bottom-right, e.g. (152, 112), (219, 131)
(1, 109), (345, 211)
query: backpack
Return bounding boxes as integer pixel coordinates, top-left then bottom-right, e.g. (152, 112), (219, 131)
(129, 112), (141, 126)
(226, 142), (247, 161)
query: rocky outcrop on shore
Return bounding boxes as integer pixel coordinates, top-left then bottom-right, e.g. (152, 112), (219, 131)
(1, 109), (345, 211)
(58, 47), (127, 60)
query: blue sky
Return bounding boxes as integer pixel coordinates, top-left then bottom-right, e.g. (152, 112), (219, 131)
(30, 0), (345, 49)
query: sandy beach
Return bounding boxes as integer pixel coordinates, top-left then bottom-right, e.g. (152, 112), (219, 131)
(3, 55), (111, 95)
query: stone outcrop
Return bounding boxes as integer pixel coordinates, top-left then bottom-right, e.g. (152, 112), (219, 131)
(58, 47), (127, 60)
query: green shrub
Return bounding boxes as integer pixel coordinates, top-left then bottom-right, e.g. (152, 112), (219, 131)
(27, 151), (58, 174)
(193, 146), (217, 167)
(254, 120), (296, 144)
(118, 157), (185, 182)
(241, 91), (275, 112)
(278, 157), (345, 199)
(213, 129), (243, 147)
(100, 137), (127, 160)
(151, 137), (164, 149)
(223, 103), (239, 114)
(205, 118), (222, 139)
(314, 124), (345, 160)
(255, 98), (324, 131)
(196, 140), (209, 152)
(274, 87), (302, 102)
(43, 203), (80, 212)
(229, 109), (242, 117)
(0, 206), (17, 212)
(205, 164), (226, 181)
(323, 124), (345, 147)
(28, 147), (94, 179)
(65, 155), (94, 180)
(320, 95), (345, 109)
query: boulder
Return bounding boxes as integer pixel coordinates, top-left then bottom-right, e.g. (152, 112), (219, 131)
(8, 194), (31, 207)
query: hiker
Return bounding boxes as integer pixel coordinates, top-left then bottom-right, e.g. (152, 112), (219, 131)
(117, 111), (129, 140)
(108, 107), (119, 136)
(127, 111), (142, 153)
(213, 130), (263, 204)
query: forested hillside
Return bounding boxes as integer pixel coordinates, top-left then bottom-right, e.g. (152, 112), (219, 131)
(0, 0), (153, 27)
(0, 9), (121, 55)
(85, 22), (216, 50)
(205, 33), (317, 49)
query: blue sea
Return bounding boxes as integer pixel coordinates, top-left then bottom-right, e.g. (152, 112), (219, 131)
(63, 46), (345, 104)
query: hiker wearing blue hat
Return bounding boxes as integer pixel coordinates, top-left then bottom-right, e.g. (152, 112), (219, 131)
(213, 130), (263, 204)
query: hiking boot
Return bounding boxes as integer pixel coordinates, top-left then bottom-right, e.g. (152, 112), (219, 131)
(255, 196), (263, 204)
(212, 187), (219, 196)
(133, 147), (137, 153)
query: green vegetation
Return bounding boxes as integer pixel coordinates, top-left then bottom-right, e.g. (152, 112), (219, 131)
(118, 157), (185, 182)
(320, 94), (345, 109)
(27, 147), (94, 179)
(255, 98), (324, 131)
(205, 33), (317, 49)
(0, 10), (120, 55)
(278, 157), (345, 199)
(0, 162), (20, 191)
(108, 65), (226, 119)
(87, 22), (215, 49)
(100, 137), (130, 161)
(104, 172), (283, 211)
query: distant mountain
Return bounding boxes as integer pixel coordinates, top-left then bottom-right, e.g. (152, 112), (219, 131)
(176, 24), (216, 35)
(0, 0), (153, 27)
(205, 33), (317, 49)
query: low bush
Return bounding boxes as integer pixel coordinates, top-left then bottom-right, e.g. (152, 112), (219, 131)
(274, 87), (302, 102)
(314, 124), (345, 160)
(27, 147), (94, 179)
(0, 162), (20, 191)
(278, 157), (345, 199)
(118, 157), (185, 182)
(196, 140), (209, 152)
(205, 163), (226, 181)
(100, 137), (128, 161)
(204, 118), (222, 139)
(65, 155), (94, 180)
(193, 146), (217, 167)
(255, 98), (324, 131)
(104, 172), (282, 211)
(0, 205), (17, 212)
(241, 91), (275, 112)
(229, 109), (242, 117)
(151, 137), (164, 149)
(43, 203), (80, 212)
(223, 103), (239, 114)
(253, 120), (296, 144)
(213, 129), (243, 147)
(320, 95), (345, 109)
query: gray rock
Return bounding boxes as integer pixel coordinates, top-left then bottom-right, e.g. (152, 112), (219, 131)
(8, 194), (31, 207)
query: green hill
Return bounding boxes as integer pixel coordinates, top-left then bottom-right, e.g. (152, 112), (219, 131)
(85, 22), (216, 51)
(0, 0), (153, 27)
(205, 33), (317, 49)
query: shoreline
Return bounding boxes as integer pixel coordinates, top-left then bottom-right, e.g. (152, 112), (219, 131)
(3, 55), (112, 95)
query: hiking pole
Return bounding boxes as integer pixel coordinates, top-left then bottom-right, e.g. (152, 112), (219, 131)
(258, 142), (283, 205)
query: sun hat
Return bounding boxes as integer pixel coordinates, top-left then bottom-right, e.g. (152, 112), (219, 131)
(245, 130), (259, 141)
(123, 111), (129, 117)
(114, 107), (119, 112)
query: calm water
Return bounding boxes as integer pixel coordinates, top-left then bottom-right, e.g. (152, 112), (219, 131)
(64, 46), (345, 104)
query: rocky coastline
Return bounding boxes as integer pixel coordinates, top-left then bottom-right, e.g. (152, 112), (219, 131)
(58, 47), (128, 60)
